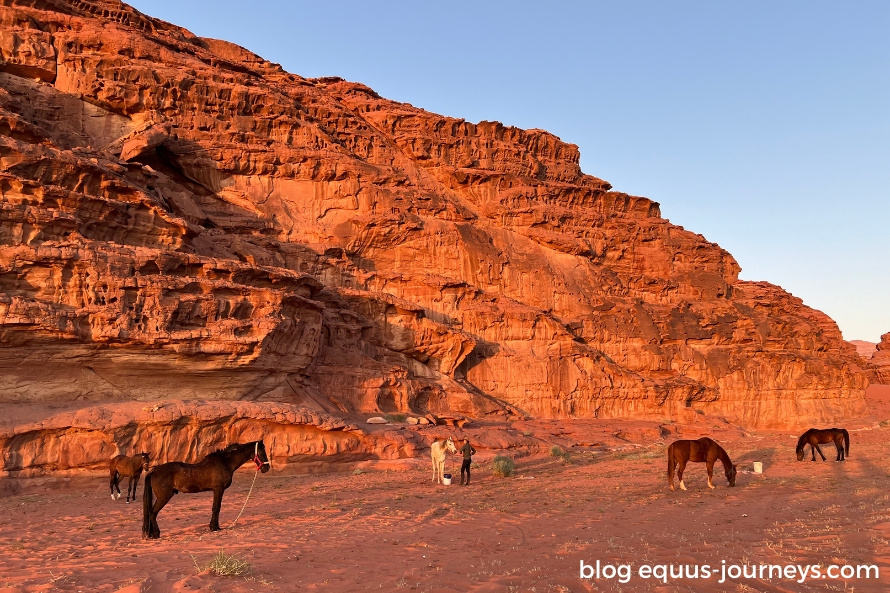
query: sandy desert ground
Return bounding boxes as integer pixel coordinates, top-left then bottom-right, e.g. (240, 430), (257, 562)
(1, 386), (889, 593)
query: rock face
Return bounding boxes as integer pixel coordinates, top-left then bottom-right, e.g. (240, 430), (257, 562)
(0, 402), (396, 478)
(0, 0), (869, 439)
(869, 333), (890, 384)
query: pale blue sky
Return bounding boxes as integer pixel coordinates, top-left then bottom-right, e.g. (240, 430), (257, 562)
(129, 1), (889, 342)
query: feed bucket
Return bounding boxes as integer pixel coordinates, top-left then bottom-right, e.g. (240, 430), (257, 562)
(443, 473), (452, 485)
(753, 462), (763, 474)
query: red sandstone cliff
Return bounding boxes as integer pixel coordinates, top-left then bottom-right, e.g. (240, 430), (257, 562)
(0, 0), (869, 453)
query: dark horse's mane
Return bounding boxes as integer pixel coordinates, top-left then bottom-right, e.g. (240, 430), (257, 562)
(206, 442), (252, 459)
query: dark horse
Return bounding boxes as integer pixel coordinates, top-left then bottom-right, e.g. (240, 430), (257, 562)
(109, 452), (150, 503)
(796, 428), (849, 462)
(142, 441), (271, 539)
(667, 437), (737, 491)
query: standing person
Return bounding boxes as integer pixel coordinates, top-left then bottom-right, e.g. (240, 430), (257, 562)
(459, 438), (476, 486)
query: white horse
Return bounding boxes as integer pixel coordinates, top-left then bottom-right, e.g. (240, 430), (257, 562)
(430, 437), (458, 484)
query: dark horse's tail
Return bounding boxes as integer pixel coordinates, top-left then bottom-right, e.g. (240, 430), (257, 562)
(842, 429), (850, 458)
(666, 443), (675, 483)
(142, 471), (153, 537)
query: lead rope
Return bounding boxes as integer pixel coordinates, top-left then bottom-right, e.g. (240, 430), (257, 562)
(229, 466), (260, 529)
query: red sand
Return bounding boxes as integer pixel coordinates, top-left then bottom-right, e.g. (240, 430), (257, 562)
(1, 392), (889, 593)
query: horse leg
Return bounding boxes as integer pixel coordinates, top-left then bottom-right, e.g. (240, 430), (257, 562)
(667, 456), (676, 491)
(834, 438), (844, 461)
(127, 475), (139, 503)
(814, 443), (827, 461)
(110, 470), (118, 500)
(706, 461), (716, 489)
(149, 489), (174, 539)
(810, 445), (817, 461)
(677, 460), (688, 491)
(209, 488), (224, 532)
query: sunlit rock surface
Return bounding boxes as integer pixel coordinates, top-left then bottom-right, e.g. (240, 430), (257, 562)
(0, 0), (869, 462)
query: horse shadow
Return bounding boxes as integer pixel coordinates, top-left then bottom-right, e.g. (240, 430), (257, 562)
(733, 446), (779, 472)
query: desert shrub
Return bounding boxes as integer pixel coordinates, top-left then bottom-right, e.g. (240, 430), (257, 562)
(384, 413), (408, 423)
(549, 445), (572, 463)
(491, 455), (515, 477)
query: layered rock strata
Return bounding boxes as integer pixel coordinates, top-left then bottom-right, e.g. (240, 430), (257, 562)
(0, 0), (869, 440)
(0, 401), (421, 478)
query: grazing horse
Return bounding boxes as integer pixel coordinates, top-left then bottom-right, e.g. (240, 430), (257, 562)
(142, 441), (271, 539)
(430, 437), (458, 484)
(796, 428), (849, 462)
(667, 437), (737, 491)
(110, 452), (150, 503)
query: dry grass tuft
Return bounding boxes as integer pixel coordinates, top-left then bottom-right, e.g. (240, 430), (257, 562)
(193, 550), (252, 577)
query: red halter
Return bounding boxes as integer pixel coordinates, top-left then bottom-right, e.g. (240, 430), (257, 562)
(253, 442), (272, 470)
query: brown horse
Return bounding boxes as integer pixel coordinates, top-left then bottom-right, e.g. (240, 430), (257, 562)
(142, 441), (271, 539)
(667, 437), (737, 491)
(796, 428), (849, 462)
(109, 452), (150, 503)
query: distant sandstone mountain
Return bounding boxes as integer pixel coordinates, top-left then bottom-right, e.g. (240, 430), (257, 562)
(868, 334), (890, 384)
(0, 0), (869, 429)
(849, 340), (878, 360)
(848, 337), (890, 384)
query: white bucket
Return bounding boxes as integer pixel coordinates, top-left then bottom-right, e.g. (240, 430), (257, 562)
(442, 473), (452, 486)
(753, 462), (763, 474)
